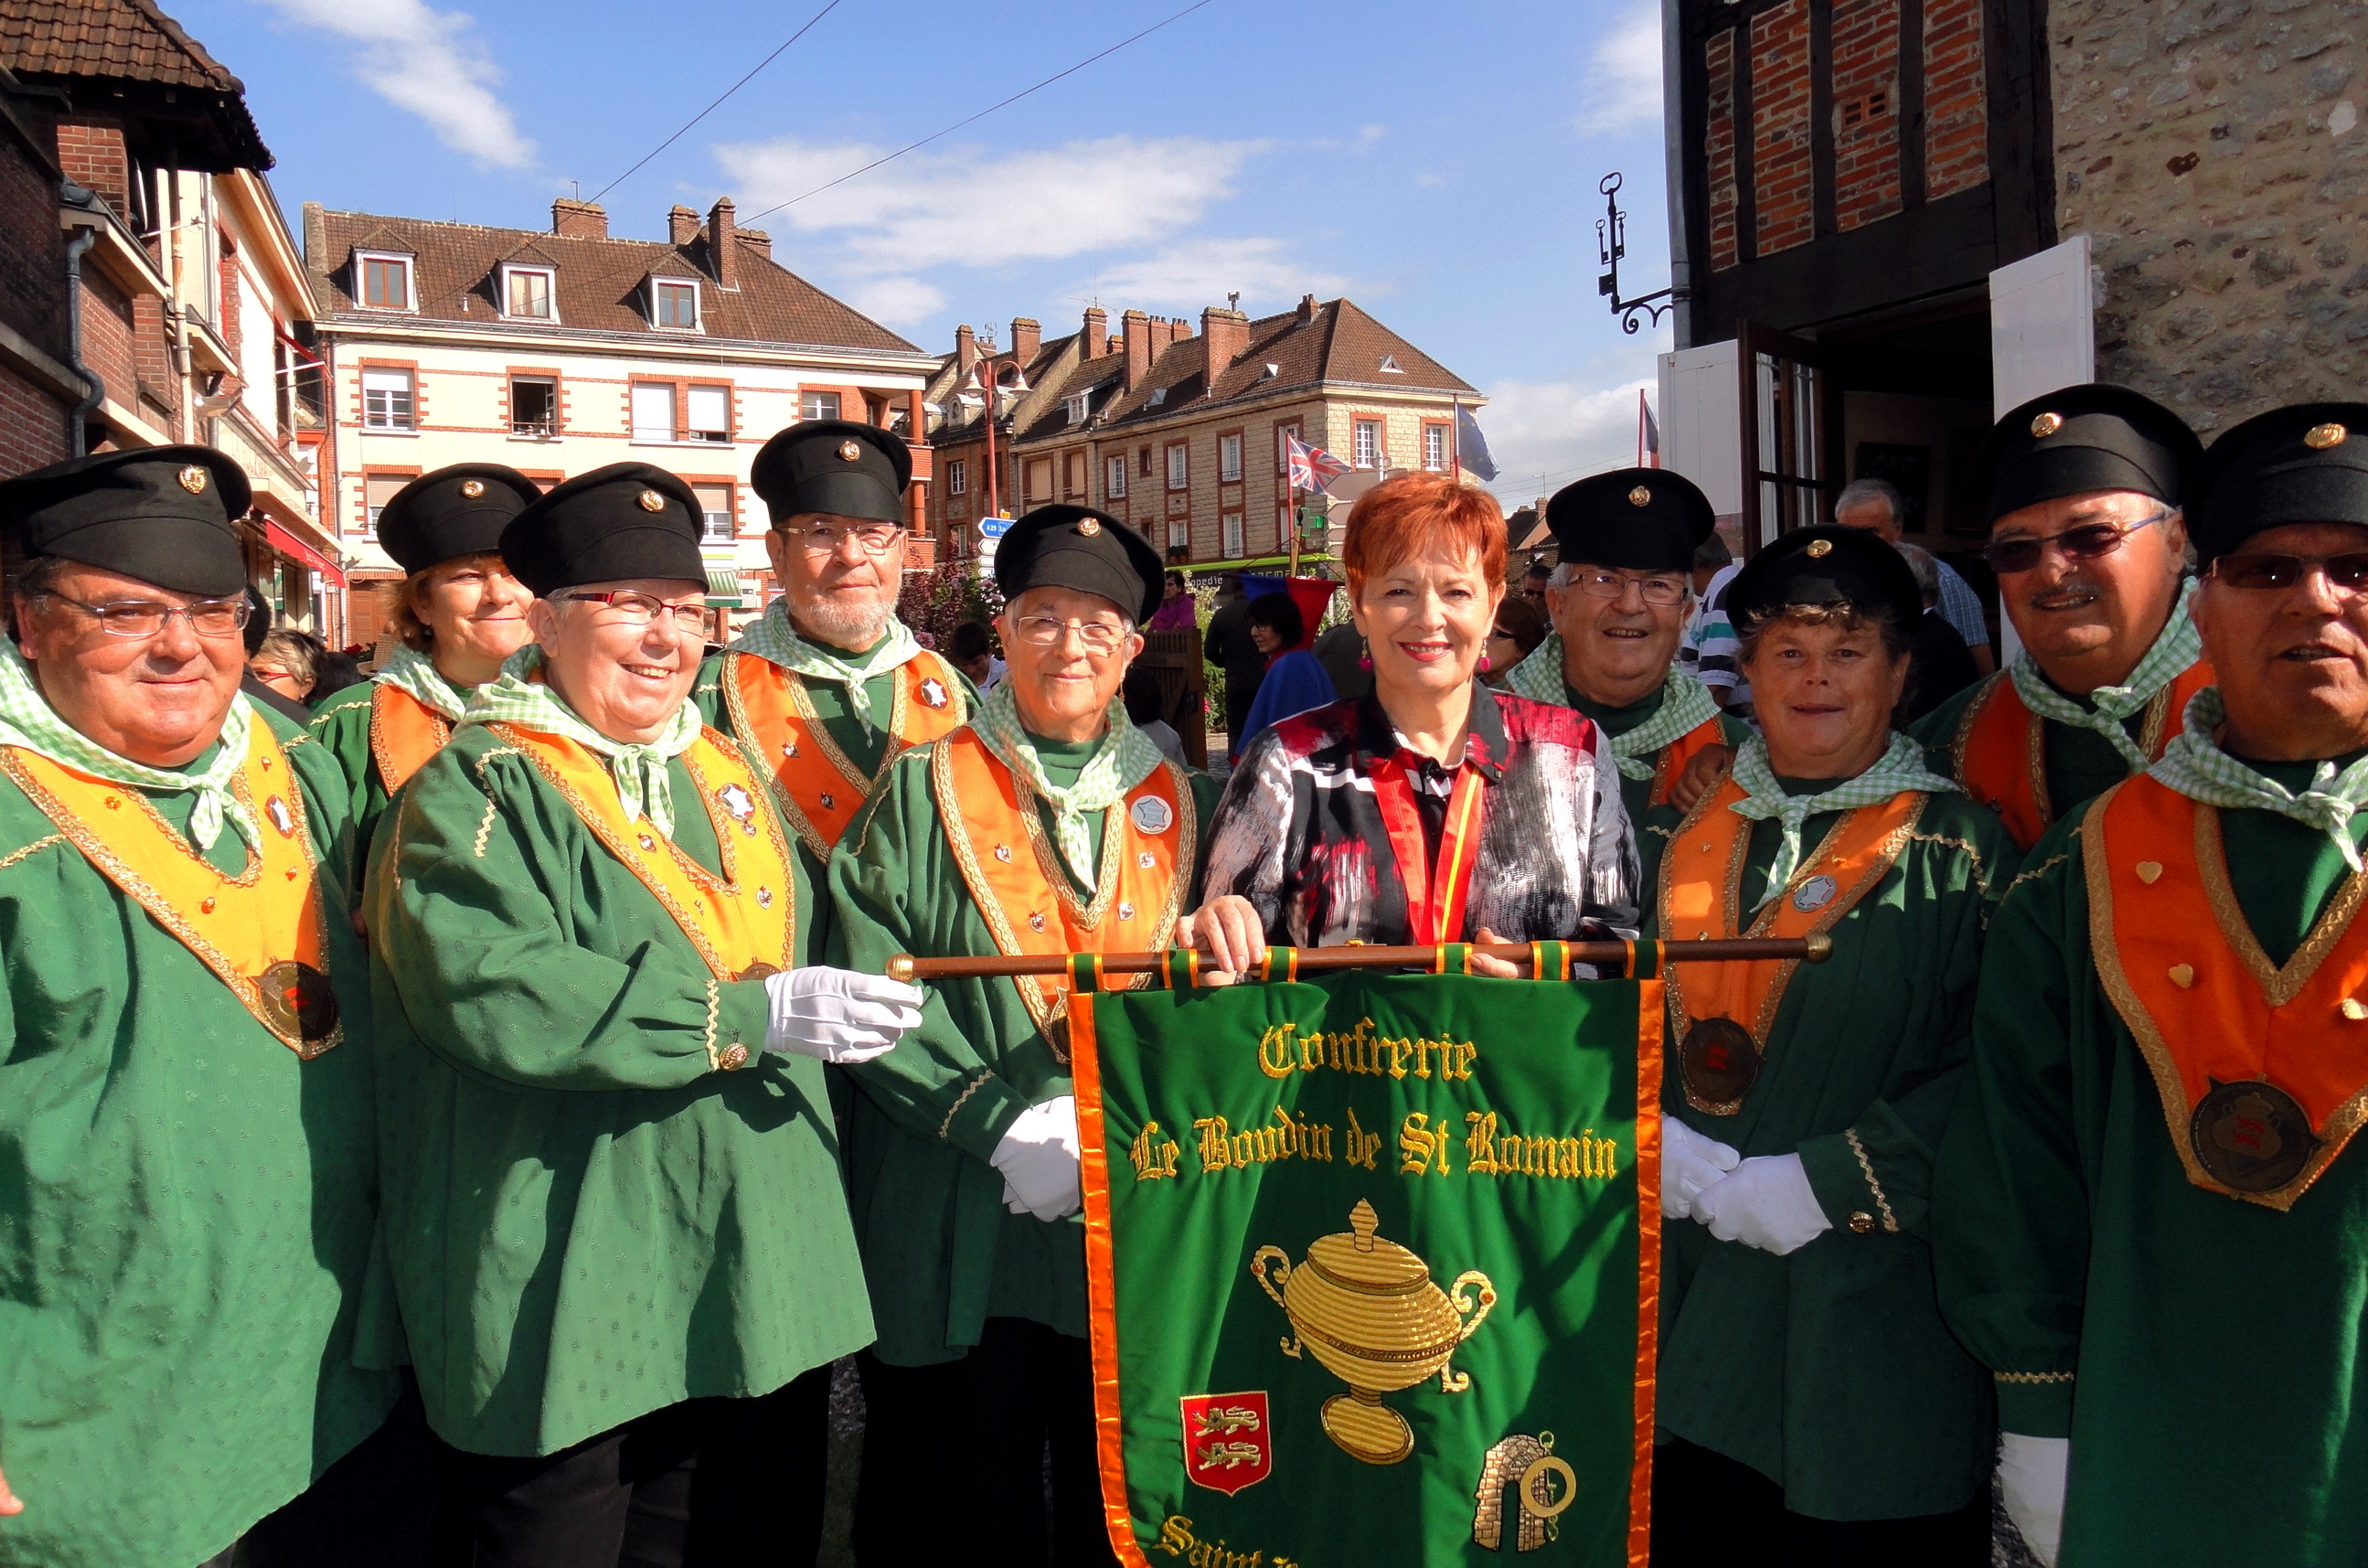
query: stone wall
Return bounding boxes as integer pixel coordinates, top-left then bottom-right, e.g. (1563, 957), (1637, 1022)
(2054, 0), (2366, 432)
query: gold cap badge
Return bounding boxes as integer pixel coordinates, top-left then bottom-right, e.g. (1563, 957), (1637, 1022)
(177, 464), (208, 495)
(838, 440), (863, 461)
(1078, 517), (1102, 536)
(2032, 411), (2064, 438)
(636, 489), (666, 513)
(459, 478), (485, 498)
(1806, 538), (1833, 558)
(1627, 485), (1652, 507)
(2306, 422), (2348, 451)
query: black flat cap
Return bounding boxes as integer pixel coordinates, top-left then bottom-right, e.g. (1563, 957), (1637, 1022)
(498, 463), (706, 597)
(2188, 402), (2368, 564)
(1547, 467), (1715, 574)
(751, 420), (911, 528)
(1984, 384), (2200, 523)
(1726, 525), (1922, 633)
(379, 464), (542, 575)
(996, 505), (1163, 624)
(0, 445), (250, 597)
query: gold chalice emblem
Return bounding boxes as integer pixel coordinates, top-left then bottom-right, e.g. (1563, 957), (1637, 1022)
(1251, 1199), (1496, 1465)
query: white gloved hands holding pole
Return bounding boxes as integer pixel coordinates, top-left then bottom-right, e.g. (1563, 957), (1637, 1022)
(762, 967), (923, 1064)
(992, 1094), (1083, 1221)
(1690, 1152), (1833, 1255)
(1660, 1115), (1742, 1219)
(1998, 1434), (2068, 1566)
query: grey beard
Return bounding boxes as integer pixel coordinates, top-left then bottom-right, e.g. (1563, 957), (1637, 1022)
(793, 592), (895, 650)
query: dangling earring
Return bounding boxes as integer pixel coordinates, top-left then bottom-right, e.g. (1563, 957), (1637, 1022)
(1357, 653), (1372, 670)
(1479, 653), (1492, 672)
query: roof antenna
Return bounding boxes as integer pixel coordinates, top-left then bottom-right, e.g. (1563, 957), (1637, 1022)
(1227, 291), (1240, 311)
(569, 179), (581, 199)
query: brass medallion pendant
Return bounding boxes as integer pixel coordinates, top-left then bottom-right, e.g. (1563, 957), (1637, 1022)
(2191, 1077), (2320, 1194)
(1680, 1016), (1760, 1113)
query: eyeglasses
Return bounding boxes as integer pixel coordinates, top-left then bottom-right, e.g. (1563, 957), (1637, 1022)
(42, 592), (250, 639)
(1983, 510), (2171, 574)
(2210, 551), (2368, 593)
(560, 591), (709, 632)
(1573, 569), (1689, 606)
(1010, 613), (1129, 654)
(783, 521), (906, 556)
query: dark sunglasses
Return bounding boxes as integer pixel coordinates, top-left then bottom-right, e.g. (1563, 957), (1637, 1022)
(1983, 510), (2168, 575)
(2210, 551), (2368, 592)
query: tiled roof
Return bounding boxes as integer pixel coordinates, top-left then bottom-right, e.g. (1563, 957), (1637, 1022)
(0, 0), (241, 91)
(1095, 298), (1476, 432)
(933, 334), (1080, 444)
(308, 208), (923, 356)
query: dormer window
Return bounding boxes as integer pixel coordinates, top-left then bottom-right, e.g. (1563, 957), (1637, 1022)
(503, 265), (556, 321)
(1379, 354), (1403, 374)
(357, 251), (413, 311)
(1147, 387), (1167, 407)
(1064, 392), (1089, 426)
(652, 278), (701, 331)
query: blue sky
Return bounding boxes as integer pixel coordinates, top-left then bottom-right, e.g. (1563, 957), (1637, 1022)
(174, 0), (1676, 507)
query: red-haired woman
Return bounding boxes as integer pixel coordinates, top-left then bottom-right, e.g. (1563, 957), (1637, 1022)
(1181, 473), (1637, 967)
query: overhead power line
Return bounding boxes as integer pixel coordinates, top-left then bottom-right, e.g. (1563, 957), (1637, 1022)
(741, 0), (1224, 228)
(588, 0), (848, 205)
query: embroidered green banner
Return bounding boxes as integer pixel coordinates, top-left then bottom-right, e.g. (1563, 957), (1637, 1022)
(1072, 970), (1663, 1567)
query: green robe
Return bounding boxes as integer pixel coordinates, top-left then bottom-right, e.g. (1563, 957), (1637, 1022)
(307, 679), (393, 884)
(1641, 781), (2011, 1520)
(0, 708), (395, 1568)
(826, 731), (1220, 1365)
(1910, 670), (2159, 847)
(1563, 678), (1751, 889)
(1934, 765), (2368, 1565)
(367, 723), (872, 1456)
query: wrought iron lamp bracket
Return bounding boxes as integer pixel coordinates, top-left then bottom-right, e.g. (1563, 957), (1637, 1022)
(1596, 171), (1684, 335)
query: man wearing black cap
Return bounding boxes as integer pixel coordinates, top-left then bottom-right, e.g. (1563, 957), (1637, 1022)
(827, 504), (1221, 1566)
(1910, 384), (2209, 853)
(1937, 403), (2368, 1568)
(1503, 467), (1749, 871)
(0, 447), (396, 1567)
(309, 462), (540, 866)
(702, 420), (971, 876)
(1645, 525), (2010, 1565)
(367, 461), (922, 1567)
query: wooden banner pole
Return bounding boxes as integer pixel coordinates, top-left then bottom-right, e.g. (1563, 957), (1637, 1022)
(886, 934), (1829, 982)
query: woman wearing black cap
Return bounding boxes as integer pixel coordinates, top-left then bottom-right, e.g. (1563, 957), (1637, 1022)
(1646, 526), (2012, 1565)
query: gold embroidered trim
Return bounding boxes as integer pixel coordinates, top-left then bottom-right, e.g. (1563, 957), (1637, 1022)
(1901, 829), (1998, 901)
(940, 1070), (994, 1141)
(2007, 851), (2070, 899)
(315, 697), (372, 720)
(1644, 825), (1676, 842)
(2194, 800), (2368, 1008)
(0, 833), (66, 872)
(702, 976), (721, 1069)
(1995, 1371), (2075, 1385)
(469, 746), (526, 859)
(724, 652), (914, 861)
(1843, 1126), (1899, 1232)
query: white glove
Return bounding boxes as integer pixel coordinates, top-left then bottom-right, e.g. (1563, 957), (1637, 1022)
(991, 1094), (1082, 1221)
(1998, 1434), (2068, 1565)
(762, 967), (923, 1063)
(1691, 1153), (1832, 1255)
(1661, 1115), (1742, 1220)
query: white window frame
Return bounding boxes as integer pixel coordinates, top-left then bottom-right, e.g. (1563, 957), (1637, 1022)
(948, 458), (967, 496)
(631, 381), (678, 443)
(692, 483), (736, 544)
(1277, 501), (1296, 543)
(685, 384), (732, 444)
(651, 277), (702, 332)
(1064, 392), (1090, 425)
(1379, 353), (1403, 374)
(1219, 432), (1243, 484)
(1221, 511), (1243, 559)
(1166, 442), (1189, 491)
(1423, 423), (1447, 472)
(1166, 516), (1189, 554)
(501, 264), (557, 323)
(1105, 454), (1127, 500)
(799, 389), (842, 421)
(361, 366), (414, 432)
(508, 374), (558, 437)
(356, 251), (415, 313)
(1275, 421), (1302, 474)
(1353, 419), (1381, 469)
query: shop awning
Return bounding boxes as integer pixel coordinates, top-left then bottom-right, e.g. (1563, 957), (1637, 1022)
(705, 568), (743, 608)
(264, 520), (346, 586)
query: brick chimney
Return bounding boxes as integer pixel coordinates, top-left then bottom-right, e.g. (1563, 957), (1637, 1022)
(707, 197), (738, 287)
(1122, 310), (1150, 391)
(1009, 316), (1041, 362)
(955, 325), (978, 380)
(1167, 316), (1193, 347)
(1083, 305), (1107, 359)
(551, 197), (608, 239)
(738, 228), (772, 262)
(668, 205), (700, 245)
(1200, 306), (1249, 390)
(1297, 293), (1318, 324)
(302, 200), (325, 270)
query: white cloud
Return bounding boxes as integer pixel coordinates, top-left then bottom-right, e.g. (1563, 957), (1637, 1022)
(1470, 374), (1657, 507)
(1086, 238), (1354, 316)
(1573, 3), (1664, 135)
(254, 0), (534, 168)
(844, 276), (947, 328)
(712, 134), (1264, 272)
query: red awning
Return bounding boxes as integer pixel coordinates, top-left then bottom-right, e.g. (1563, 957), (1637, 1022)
(264, 520), (345, 586)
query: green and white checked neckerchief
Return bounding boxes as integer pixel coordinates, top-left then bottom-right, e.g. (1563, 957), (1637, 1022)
(1506, 640), (1723, 782)
(459, 646), (702, 836)
(969, 677), (1164, 886)
(1728, 731), (1960, 906)
(2008, 578), (2203, 773)
(2152, 687), (2368, 872)
(729, 601), (920, 734)
(0, 639), (259, 852)
(371, 644), (473, 722)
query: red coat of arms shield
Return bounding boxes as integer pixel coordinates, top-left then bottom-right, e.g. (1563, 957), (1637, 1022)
(1179, 1391), (1272, 1495)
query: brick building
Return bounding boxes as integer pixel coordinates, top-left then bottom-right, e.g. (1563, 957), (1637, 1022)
(0, 0), (347, 639)
(923, 296), (1480, 571)
(1651, 0), (2364, 622)
(304, 197), (939, 637)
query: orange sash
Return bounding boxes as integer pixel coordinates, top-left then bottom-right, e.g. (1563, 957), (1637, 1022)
(0, 729), (340, 1057)
(724, 648), (967, 859)
(490, 722), (797, 989)
(1954, 661), (2214, 848)
(2087, 774), (2368, 1208)
(933, 727), (1193, 1053)
(1648, 716), (1734, 811)
(369, 683), (453, 795)
(1659, 774), (1925, 1112)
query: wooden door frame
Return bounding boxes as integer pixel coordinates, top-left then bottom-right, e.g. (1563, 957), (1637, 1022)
(1736, 317), (1845, 552)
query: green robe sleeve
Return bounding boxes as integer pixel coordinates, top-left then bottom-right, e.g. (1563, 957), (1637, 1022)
(306, 679), (385, 894)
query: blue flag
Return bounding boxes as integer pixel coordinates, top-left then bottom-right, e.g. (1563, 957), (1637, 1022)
(1455, 401), (1499, 482)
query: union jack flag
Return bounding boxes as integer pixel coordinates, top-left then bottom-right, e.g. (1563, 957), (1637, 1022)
(1284, 431), (1352, 495)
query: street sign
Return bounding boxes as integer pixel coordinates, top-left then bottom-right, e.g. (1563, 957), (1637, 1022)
(979, 516), (1013, 539)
